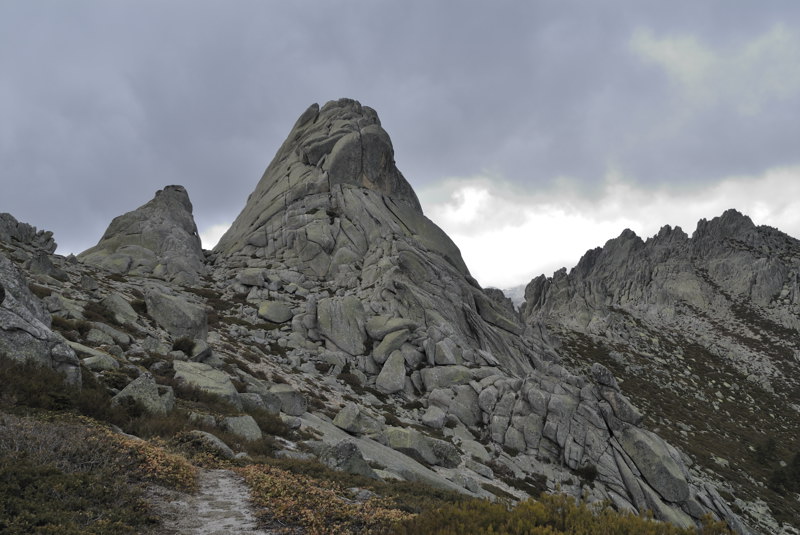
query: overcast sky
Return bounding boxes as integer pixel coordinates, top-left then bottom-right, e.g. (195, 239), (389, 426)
(3, 2), (800, 289)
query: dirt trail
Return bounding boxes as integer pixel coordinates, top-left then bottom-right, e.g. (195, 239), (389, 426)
(147, 468), (277, 534)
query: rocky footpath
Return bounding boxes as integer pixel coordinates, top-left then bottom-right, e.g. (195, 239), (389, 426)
(522, 211), (800, 534)
(0, 99), (756, 533)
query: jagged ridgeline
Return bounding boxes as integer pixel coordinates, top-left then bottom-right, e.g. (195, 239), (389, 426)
(522, 210), (800, 534)
(0, 99), (754, 533)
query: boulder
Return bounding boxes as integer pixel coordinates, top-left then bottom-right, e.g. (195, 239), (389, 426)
(373, 329), (409, 364)
(366, 315), (417, 340)
(0, 253), (80, 385)
(333, 402), (383, 436)
(144, 286), (207, 340)
(257, 301), (293, 324)
(375, 351), (406, 393)
(182, 430), (235, 459)
(420, 365), (471, 391)
(221, 415), (263, 441)
(173, 360), (241, 410)
(82, 353), (119, 371)
(100, 293), (139, 326)
(318, 440), (379, 479)
(421, 405), (446, 429)
(269, 384), (307, 416)
(617, 426), (690, 503)
(317, 295), (367, 355)
(111, 372), (173, 415)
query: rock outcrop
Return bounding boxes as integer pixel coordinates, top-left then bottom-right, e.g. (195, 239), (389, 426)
(205, 99), (750, 532)
(78, 185), (205, 284)
(522, 210), (800, 534)
(0, 252), (80, 385)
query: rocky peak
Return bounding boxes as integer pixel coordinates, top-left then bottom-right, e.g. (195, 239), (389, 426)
(78, 185), (205, 284)
(213, 99), (464, 278)
(522, 210), (800, 533)
(0, 212), (56, 253)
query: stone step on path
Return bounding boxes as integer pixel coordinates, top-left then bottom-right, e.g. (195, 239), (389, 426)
(147, 468), (276, 534)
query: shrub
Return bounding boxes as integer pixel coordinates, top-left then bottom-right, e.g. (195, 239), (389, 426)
(83, 300), (118, 325)
(768, 452), (800, 495)
(0, 411), (197, 534)
(392, 493), (734, 535)
(240, 463), (412, 533)
(27, 283), (52, 298)
(172, 336), (195, 354)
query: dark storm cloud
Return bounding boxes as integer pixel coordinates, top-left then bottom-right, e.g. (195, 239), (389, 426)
(2, 1), (800, 254)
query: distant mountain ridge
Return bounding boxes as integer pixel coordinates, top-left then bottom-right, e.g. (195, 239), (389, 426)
(521, 209), (800, 533)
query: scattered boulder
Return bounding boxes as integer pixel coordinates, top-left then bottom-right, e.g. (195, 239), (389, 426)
(333, 402), (383, 436)
(111, 372), (174, 415)
(269, 384), (308, 416)
(182, 430), (235, 459)
(173, 360), (241, 410)
(220, 415), (262, 441)
(317, 440), (379, 479)
(375, 351), (406, 393)
(100, 293), (139, 326)
(617, 426), (690, 503)
(317, 296), (367, 355)
(144, 286), (207, 340)
(257, 301), (293, 324)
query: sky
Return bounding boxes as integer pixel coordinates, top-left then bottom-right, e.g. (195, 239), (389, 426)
(3, 1), (800, 289)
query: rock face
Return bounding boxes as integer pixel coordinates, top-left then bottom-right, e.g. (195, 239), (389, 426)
(522, 210), (800, 534)
(0, 213), (56, 253)
(78, 185), (205, 284)
(0, 252), (80, 385)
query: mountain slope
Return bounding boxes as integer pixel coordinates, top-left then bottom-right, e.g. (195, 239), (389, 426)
(522, 210), (800, 534)
(0, 100), (754, 533)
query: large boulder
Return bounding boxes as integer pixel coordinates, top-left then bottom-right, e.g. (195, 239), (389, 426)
(144, 286), (207, 340)
(317, 440), (379, 479)
(333, 402), (383, 436)
(112, 372), (174, 415)
(0, 253), (80, 385)
(269, 384), (307, 416)
(375, 351), (407, 393)
(220, 415), (262, 441)
(617, 426), (690, 503)
(173, 360), (241, 410)
(257, 301), (293, 324)
(316, 296), (367, 355)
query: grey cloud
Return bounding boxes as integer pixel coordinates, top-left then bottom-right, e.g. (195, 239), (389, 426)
(2, 1), (800, 254)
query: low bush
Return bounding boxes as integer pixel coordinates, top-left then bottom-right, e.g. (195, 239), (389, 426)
(392, 493), (734, 535)
(768, 452), (800, 495)
(172, 336), (195, 354)
(240, 463), (412, 534)
(0, 411), (197, 534)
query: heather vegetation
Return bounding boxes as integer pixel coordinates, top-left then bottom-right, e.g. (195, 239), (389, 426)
(0, 354), (736, 534)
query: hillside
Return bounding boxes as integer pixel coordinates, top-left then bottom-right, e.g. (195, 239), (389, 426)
(0, 99), (758, 534)
(522, 211), (800, 534)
